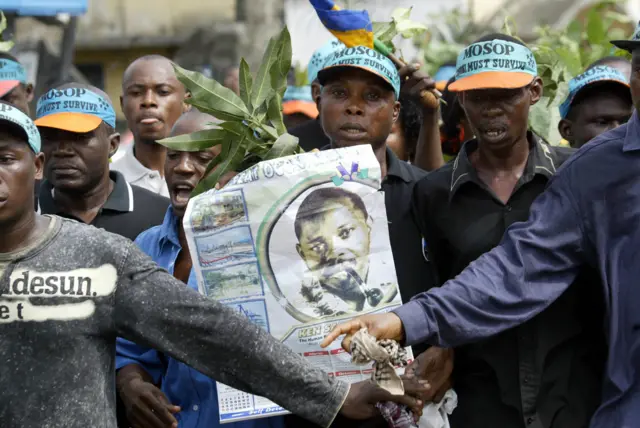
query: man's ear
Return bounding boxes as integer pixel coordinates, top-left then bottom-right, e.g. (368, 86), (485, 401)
(34, 152), (45, 181)
(311, 81), (322, 104)
(392, 100), (400, 124)
(25, 83), (34, 103)
(558, 118), (573, 142)
(108, 132), (121, 159)
(183, 92), (192, 113)
(529, 77), (543, 105)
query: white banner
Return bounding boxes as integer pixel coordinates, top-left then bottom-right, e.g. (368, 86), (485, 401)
(183, 145), (410, 423)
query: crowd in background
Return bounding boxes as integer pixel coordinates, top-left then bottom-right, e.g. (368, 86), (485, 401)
(1, 12), (640, 428)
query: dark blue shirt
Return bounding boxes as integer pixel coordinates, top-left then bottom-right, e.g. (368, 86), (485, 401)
(116, 208), (285, 428)
(394, 111), (640, 428)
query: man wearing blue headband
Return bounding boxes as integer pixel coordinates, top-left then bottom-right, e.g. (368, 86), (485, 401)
(558, 65), (632, 148)
(34, 82), (168, 241)
(0, 52), (33, 115)
(325, 34), (607, 428)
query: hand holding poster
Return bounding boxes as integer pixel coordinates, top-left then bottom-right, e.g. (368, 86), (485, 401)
(183, 145), (411, 423)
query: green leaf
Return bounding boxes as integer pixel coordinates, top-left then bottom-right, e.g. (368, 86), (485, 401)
(174, 64), (250, 121)
(0, 12), (14, 51)
(263, 133), (299, 161)
(586, 8), (606, 45)
(373, 21), (397, 43)
(192, 136), (247, 196)
(270, 28), (292, 98)
(267, 93), (286, 135)
(157, 128), (227, 151)
(238, 59), (253, 111)
(251, 37), (278, 112)
(218, 121), (250, 138)
(392, 7), (427, 40)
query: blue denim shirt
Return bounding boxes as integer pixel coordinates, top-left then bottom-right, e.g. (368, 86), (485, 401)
(116, 208), (285, 428)
(395, 110), (640, 428)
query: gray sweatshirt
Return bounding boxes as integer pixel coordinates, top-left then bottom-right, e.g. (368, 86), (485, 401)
(0, 216), (349, 428)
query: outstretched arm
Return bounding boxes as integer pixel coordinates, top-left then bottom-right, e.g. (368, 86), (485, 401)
(396, 172), (586, 347)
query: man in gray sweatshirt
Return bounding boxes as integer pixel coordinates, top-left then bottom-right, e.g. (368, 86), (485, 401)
(0, 102), (422, 427)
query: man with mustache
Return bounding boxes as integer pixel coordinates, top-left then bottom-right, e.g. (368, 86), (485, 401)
(326, 34), (607, 428)
(294, 187), (392, 317)
(0, 103), (424, 428)
(35, 83), (169, 241)
(112, 55), (189, 197)
(117, 109), (285, 428)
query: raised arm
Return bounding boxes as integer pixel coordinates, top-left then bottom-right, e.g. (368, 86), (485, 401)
(395, 172), (587, 347)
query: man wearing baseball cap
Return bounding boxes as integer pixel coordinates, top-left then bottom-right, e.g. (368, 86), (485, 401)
(34, 83), (168, 241)
(0, 102), (423, 428)
(326, 34), (607, 428)
(558, 65), (632, 148)
(285, 44), (442, 428)
(324, 26), (640, 428)
(0, 52), (33, 115)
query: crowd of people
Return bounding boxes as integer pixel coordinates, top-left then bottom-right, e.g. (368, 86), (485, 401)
(1, 10), (640, 428)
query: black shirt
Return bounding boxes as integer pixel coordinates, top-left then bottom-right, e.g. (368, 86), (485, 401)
(38, 170), (169, 241)
(412, 133), (606, 428)
(285, 147), (435, 428)
(289, 118), (331, 151)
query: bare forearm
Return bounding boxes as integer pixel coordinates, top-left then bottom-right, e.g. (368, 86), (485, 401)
(414, 109), (444, 171)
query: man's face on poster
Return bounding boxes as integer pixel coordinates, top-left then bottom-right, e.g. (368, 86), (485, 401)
(296, 197), (371, 291)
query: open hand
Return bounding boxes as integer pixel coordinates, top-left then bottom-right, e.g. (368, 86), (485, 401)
(320, 312), (404, 352)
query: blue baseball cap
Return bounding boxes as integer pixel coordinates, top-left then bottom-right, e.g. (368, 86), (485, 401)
(308, 38), (346, 83)
(611, 21), (640, 52)
(317, 46), (401, 98)
(0, 102), (41, 153)
(434, 64), (456, 91)
(0, 59), (27, 98)
(34, 86), (116, 133)
(449, 39), (537, 92)
(559, 65), (630, 118)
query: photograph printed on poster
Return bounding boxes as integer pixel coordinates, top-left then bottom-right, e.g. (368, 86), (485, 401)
(189, 189), (248, 233)
(260, 179), (398, 323)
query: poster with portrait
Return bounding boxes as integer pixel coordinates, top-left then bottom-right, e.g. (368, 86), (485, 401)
(183, 145), (410, 423)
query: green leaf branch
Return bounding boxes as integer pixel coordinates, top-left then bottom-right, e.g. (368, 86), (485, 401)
(158, 27), (303, 196)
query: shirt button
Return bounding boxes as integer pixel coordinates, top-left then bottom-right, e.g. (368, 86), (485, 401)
(193, 404), (199, 411)
(527, 417), (535, 425)
(523, 376), (530, 384)
(505, 205), (512, 212)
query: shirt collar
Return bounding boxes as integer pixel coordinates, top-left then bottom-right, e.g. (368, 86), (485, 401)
(38, 170), (134, 215)
(118, 144), (153, 181)
(623, 110), (640, 152)
(385, 147), (412, 183)
(449, 131), (558, 201)
(157, 206), (182, 248)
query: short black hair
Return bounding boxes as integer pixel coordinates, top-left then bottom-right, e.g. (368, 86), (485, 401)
(398, 97), (423, 160)
(588, 56), (630, 69)
(294, 187), (368, 240)
(471, 33), (528, 47)
(566, 82), (632, 121)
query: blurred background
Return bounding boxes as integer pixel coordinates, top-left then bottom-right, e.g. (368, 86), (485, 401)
(1, 0), (638, 140)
